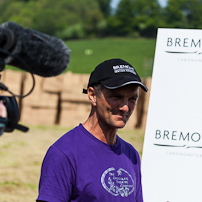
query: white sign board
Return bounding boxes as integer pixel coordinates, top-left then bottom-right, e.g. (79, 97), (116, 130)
(141, 28), (202, 202)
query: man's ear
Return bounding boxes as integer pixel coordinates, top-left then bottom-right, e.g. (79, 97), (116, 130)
(87, 87), (97, 106)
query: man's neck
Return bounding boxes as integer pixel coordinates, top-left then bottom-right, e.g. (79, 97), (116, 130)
(82, 116), (118, 145)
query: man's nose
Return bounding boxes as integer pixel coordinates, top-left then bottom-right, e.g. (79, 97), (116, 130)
(119, 99), (129, 112)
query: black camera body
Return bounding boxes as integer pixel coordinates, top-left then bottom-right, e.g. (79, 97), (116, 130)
(0, 95), (28, 135)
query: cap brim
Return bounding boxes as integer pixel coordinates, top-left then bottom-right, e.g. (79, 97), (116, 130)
(101, 77), (148, 92)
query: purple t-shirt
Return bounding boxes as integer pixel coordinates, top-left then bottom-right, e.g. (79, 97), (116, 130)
(37, 124), (143, 202)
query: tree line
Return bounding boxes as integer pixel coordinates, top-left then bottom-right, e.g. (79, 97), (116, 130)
(0, 0), (202, 39)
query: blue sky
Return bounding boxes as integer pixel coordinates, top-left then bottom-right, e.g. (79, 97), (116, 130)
(111, 0), (168, 9)
(158, 0), (168, 7)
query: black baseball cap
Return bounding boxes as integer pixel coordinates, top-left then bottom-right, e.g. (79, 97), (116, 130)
(83, 58), (148, 93)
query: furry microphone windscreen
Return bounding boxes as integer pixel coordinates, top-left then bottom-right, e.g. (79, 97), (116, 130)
(0, 21), (70, 77)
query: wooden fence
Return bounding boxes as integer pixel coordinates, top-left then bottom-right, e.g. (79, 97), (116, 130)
(0, 70), (152, 130)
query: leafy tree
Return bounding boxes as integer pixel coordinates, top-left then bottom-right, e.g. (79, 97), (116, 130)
(79, 0), (104, 37)
(96, 0), (111, 17)
(106, 0), (162, 37)
(0, 0), (104, 38)
(112, 0), (136, 36)
(164, 0), (202, 28)
(3, 0), (202, 38)
(132, 0), (163, 37)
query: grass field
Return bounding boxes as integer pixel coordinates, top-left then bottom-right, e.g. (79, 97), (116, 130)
(0, 125), (145, 202)
(62, 37), (156, 77)
(6, 37), (156, 77)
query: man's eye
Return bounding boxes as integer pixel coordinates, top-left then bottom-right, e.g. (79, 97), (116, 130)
(129, 97), (137, 102)
(113, 96), (122, 99)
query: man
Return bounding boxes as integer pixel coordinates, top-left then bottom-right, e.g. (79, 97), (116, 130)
(37, 58), (148, 202)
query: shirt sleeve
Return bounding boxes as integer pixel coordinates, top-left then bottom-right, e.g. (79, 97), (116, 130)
(36, 145), (76, 202)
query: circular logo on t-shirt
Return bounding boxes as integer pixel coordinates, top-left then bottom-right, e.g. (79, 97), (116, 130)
(101, 167), (135, 197)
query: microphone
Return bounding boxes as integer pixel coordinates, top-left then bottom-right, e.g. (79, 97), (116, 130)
(0, 21), (70, 77)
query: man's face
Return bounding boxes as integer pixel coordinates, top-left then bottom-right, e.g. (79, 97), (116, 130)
(95, 84), (139, 129)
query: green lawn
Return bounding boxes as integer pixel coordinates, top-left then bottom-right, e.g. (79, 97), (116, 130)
(65, 37), (156, 77)
(5, 37), (156, 78)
